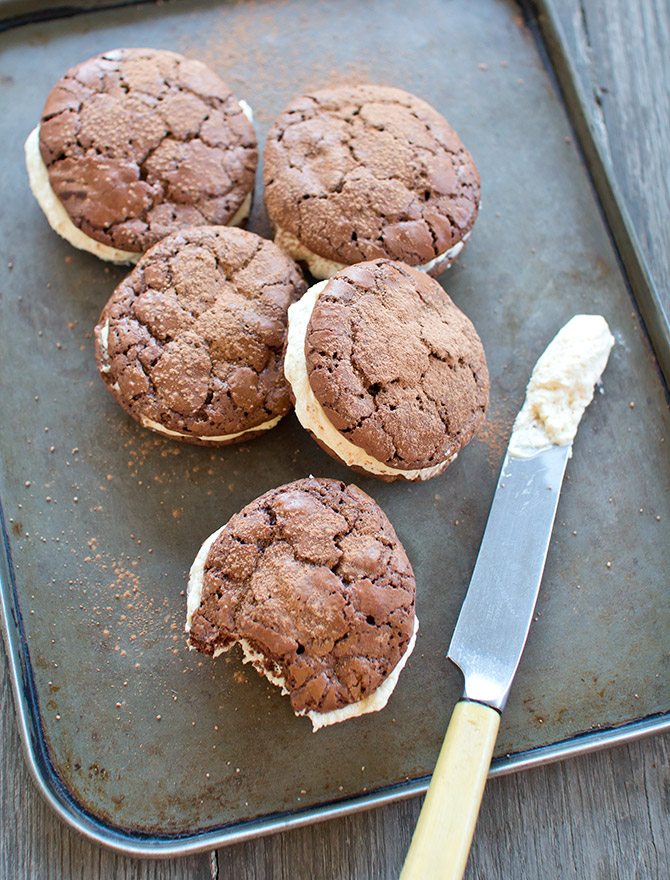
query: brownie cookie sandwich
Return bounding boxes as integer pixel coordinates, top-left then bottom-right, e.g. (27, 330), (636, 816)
(94, 226), (306, 444)
(186, 477), (418, 731)
(284, 259), (489, 481)
(264, 84), (480, 279)
(26, 48), (257, 263)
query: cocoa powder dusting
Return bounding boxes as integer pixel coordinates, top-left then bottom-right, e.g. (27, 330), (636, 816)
(475, 396), (520, 469)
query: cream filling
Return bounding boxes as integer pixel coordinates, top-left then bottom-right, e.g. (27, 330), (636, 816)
(215, 99), (254, 229)
(25, 126), (143, 264)
(238, 99), (254, 125)
(301, 617), (418, 732)
(185, 530), (418, 731)
(226, 191), (252, 228)
(25, 98), (255, 263)
(95, 318), (281, 443)
(186, 525), (226, 632)
(274, 226), (469, 280)
(139, 413), (282, 443)
(284, 281), (456, 480)
(509, 314), (615, 458)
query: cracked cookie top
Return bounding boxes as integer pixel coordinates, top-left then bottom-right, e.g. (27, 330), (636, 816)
(188, 477), (416, 714)
(305, 260), (489, 470)
(263, 84), (480, 268)
(94, 226), (306, 444)
(38, 48), (258, 253)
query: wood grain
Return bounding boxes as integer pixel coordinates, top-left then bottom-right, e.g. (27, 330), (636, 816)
(550, 0), (670, 319)
(2, 0), (670, 878)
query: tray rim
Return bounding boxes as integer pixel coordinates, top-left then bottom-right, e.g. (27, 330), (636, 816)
(1, 0), (669, 858)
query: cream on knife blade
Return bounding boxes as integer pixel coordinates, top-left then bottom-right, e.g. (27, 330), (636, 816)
(400, 315), (614, 880)
(509, 315), (615, 457)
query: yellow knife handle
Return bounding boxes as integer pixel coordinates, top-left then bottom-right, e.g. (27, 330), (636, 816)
(399, 700), (501, 880)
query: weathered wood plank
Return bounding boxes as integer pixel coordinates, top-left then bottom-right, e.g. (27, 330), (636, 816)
(549, 0), (670, 316)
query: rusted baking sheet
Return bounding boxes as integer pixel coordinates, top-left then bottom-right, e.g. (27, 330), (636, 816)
(0, 0), (668, 856)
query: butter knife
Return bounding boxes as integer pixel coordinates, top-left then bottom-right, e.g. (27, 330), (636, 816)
(400, 314), (615, 880)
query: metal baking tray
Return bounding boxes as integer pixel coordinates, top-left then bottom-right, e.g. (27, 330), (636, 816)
(1, 0), (668, 857)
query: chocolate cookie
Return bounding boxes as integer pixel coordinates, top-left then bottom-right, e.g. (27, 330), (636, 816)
(264, 84), (480, 279)
(94, 226), (306, 445)
(284, 259), (489, 480)
(26, 48), (257, 262)
(186, 477), (417, 730)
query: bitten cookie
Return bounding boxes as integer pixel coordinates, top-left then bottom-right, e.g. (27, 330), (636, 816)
(284, 259), (489, 480)
(26, 48), (258, 263)
(94, 226), (306, 445)
(264, 84), (480, 279)
(186, 477), (418, 731)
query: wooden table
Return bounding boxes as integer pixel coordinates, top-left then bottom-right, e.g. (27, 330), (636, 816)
(1, 0), (669, 876)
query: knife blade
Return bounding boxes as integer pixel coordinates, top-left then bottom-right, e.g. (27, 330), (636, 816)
(400, 314), (615, 880)
(447, 442), (570, 711)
